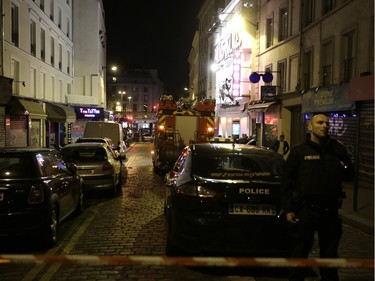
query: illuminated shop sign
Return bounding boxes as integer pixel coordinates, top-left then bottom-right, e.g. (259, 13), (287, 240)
(75, 107), (104, 119)
(215, 31), (242, 63)
(232, 51), (241, 97)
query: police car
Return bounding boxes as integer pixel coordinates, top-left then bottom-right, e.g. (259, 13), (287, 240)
(164, 141), (291, 256)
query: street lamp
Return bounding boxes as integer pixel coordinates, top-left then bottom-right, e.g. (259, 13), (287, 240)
(118, 91), (126, 112)
(128, 96), (132, 112)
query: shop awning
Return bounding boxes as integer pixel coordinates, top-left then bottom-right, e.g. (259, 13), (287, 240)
(46, 103), (76, 123)
(16, 99), (47, 119)
(244, 101), (276, 113)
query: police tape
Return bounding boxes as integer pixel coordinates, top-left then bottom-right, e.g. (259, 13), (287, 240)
(0, 255), (373, 268)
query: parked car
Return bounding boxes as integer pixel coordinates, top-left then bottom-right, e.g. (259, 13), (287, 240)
(83, 121), (127, 160)
(139, 129), (154, 142)
(164, 142), (291, 257)
(0, 148), (83, 248)
(76, 137), (121, 163)
(60, 142), (122, 196)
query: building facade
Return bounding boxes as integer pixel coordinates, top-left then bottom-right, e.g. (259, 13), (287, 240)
(106, 69), (163, 133)
(0, 0), (107, 147)
(193, 0), (374, 218)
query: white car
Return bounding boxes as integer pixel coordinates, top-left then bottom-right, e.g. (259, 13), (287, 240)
(61, 142), (122, 196)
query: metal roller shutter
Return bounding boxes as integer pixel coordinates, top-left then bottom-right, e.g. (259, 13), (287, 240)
(357, 102), (374, 189)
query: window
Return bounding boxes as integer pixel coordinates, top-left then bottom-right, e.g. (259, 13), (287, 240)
(132, 104), (137, 112)
(58, 7), (62, 29)
(11, 59), (20, 95)
(30, 68), (36, 98)
(50, 0), (54, 21)
(266, 15), (274, 48)
(51, 76), (55, 100)
(303, 50), (313, 89)
(303, 0), (314, 27)
(51, 37), (55, 65)
(30, 20), (36, 56)
(40, 28), (46, 61)
(40, 0), (45, 11)
(277, 60), (286, 94)
(279, 7), (288, 41)
(322, 0), (335, 15)
(40, 72), (46, 99)
(341, 30), (356, 82)
(144, 95), (148, 102)
(58, 44), (62, 70)
(321, 40), (333, 86)
(67, 83), (71, 95)
(144, 87), (148, 92)
(11, 4), (19, 46)
(67, 50), (71, 74)
(66, 18), (70, 37)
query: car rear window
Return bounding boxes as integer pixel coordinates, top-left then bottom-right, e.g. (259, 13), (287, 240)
(192, 152), (284, 179)
(61, 147), (108, 163)
(0, 154), (35, 178)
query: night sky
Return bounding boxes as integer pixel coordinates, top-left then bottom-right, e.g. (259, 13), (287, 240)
(102, 0), (204, 97)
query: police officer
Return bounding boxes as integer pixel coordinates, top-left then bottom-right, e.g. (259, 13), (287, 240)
(281, 113), (354, 281)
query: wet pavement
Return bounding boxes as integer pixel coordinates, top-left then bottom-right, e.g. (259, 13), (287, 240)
(0, 142), (373, 281)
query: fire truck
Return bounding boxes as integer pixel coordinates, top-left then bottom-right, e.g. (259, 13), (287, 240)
(152, 95), (215, 173)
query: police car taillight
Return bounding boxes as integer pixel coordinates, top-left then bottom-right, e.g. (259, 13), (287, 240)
(177, 183), (216, 198)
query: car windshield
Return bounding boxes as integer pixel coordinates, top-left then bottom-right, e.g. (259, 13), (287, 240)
(0, 154), (35, 179)
(61, 147), (108, 162)
(192, 152), (284, 179)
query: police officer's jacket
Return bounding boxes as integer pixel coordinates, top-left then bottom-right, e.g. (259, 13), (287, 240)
(281, 134), (354, 213)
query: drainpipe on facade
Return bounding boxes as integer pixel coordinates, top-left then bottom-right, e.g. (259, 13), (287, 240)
(0, 0), (3, 77)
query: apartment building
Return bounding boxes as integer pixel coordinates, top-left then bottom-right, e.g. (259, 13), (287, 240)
(106, 69), (163, 132)
(0, 0), (107, 147)
(193, 0), (374, 219)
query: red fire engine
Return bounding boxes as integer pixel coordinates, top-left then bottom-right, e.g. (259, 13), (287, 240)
(151, 95), (215, 172)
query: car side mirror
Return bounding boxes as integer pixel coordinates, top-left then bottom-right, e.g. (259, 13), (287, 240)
(66, 163), (78, 175)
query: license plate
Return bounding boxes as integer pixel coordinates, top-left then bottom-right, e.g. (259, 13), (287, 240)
(78, 169), (93, 175)
(0, 192), (3, 201)
(229, 204), (277, 216)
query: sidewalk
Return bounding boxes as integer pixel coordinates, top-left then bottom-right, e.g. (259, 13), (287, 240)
(340, 209), (374, 235)
(341, 183), (374, 235)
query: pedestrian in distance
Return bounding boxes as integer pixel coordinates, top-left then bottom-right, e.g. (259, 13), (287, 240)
(280, 112), (355, 281)
(272, 134), (290, 158)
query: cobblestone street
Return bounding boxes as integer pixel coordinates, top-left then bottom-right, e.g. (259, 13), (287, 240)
(0, 143), (373, 281)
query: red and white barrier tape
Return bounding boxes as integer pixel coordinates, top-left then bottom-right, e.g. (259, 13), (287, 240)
(0, 255), (373, 268)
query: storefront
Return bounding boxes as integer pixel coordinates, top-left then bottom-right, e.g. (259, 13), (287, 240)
(244, 101), (279, 147)
(302, 84), (357, 162)
(212, 9), (257, 141)
(45, 102), (76, 147)
(6, 97), (46, 148)
(348, 74), (374, 217)
(71, 106), (104, 143)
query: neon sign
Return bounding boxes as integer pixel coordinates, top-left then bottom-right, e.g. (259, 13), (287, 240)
(75, 107), (104, 119)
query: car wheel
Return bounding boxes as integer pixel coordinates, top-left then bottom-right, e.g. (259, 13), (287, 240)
(43, 204), (58, 248)
(165, 230), (184, 256)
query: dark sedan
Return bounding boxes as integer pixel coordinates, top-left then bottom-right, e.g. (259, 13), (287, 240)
(164, 142), (291, 257)
(0, 148), (83, 248)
